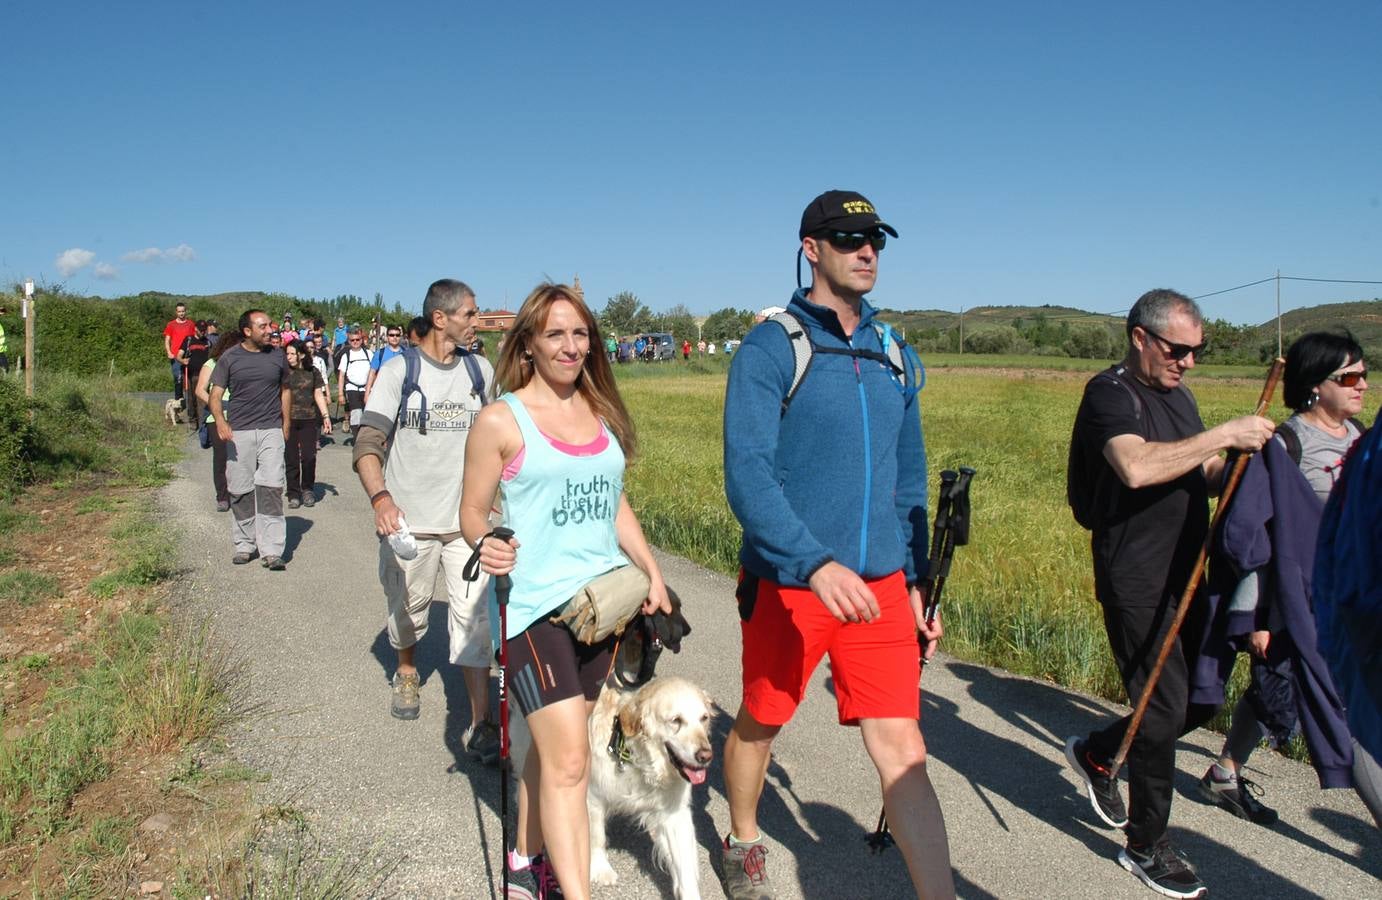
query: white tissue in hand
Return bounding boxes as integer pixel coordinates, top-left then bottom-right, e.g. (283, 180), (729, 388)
(388, 516), (419, 560)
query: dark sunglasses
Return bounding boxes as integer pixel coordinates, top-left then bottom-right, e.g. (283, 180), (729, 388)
(819, 230), (886, 253)
(1141, 326), (1207, 361)
(387, 331), (401, 337)
(1326, 369), (1367, 387)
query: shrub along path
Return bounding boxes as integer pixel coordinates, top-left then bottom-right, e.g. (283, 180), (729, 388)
(162, 433), (1378, 898)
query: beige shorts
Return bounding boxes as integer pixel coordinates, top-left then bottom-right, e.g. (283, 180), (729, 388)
(378, 534), (491, 668)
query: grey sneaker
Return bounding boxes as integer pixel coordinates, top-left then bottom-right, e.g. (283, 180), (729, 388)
(301, 493), (316, 508)
(391, 671), (421, 720)
(1118, 839), (1207, 898)
(287, 497), (302, 509)
(1199, 767), (1278, 825)
(718, 835), (773, 899)
(261, 556), (286, 571)
(1065, 736), (1129, 828)
(465, 720), (501, 765)
(231, 550), (257, 565)
(216, 499), (231, 512)
(506, 853), (563, 899)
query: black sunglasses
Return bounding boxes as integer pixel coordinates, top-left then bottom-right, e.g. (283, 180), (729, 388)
(387, 331), (401, 337)
(819, 230), (886, 253)
(1326, 369), (1367, 387)
(1141, 326), (1207, 361)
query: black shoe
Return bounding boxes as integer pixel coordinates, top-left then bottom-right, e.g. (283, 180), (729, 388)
(1118, 839), (1207, 898)
(1198, 767), (1278, 826)
(1064, 736), (1129, 828)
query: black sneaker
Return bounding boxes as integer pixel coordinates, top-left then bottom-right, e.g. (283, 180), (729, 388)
(465, 720), (501, 766)
(1064, 735), (1129, 828)
(1198, 768), (1278, 826)
(717, 834), (774, 899)
(1118, 839), (1207, 898)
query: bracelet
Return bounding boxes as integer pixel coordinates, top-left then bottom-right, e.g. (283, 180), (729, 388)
(369, 489), (392, 506)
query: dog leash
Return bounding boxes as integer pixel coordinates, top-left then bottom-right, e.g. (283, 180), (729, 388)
(607, 715), (633, 771)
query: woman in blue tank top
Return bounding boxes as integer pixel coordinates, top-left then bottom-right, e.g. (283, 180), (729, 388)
(461, 283), (670, 899)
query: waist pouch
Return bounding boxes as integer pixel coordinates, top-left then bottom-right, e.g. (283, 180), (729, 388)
(550, 564), (649, 644)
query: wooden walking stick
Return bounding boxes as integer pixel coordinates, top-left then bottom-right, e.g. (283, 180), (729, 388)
(1110, 359), (1284, 774)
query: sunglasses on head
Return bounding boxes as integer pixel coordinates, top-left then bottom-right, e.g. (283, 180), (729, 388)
(1141, 326), (1207, 361)
(1325, 369), (1367, 388)
(818, 230), (887, 253)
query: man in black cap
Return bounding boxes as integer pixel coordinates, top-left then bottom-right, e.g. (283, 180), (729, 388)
(717, 190), (954, 899)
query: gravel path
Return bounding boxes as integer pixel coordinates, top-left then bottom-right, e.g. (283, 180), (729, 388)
(161, 430), (1379, 899)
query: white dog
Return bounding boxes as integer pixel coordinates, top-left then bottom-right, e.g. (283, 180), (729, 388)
(587, 675), (713, 900)
(163, 398), (185, 425)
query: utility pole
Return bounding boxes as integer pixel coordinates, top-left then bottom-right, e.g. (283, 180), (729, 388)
(958, 306), (965, 355)
(23, 279), (34, 397)
(1275, 269), (1282, 359)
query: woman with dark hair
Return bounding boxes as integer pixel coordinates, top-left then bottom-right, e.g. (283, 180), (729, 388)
(283, 342), (331, 508)
(1203, 330), (1379, 828)
(195, 330), (242, 512)
(460, 282), (670, 899)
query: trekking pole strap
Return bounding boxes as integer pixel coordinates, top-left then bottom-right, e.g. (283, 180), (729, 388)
(462, 527), (515, 584)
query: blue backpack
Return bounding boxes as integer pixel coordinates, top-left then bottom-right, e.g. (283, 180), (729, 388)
(397, 346), (488, 435)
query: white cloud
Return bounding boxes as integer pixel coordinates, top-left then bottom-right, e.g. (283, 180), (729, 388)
(56, 248), (96, 277)
(119, 243), (198, 264)
(94, 262), (119, 280)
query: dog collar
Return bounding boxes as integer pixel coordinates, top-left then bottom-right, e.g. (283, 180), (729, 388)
(607, 715), (633, 771)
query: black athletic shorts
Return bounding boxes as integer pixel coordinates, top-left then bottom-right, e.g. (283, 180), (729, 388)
(506, 617), (617, 717)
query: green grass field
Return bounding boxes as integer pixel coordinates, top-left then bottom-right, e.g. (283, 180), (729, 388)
(617, 359), (1287, 706)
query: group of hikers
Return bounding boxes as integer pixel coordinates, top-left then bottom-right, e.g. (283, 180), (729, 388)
(173, 189), (1378, 900)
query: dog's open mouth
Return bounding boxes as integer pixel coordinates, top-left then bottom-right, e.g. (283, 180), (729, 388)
(665, 742), (709, 785)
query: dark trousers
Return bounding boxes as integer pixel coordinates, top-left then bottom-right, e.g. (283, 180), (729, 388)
(171, 358), (185, 401)
(209, 423), (230, 504)
(1085, 602), (1188, 847)
(344, 390), (366, 436)
(285, 418), (320, 500)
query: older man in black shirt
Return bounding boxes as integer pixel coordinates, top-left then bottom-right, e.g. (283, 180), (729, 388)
(1064, 289), (1274, 899)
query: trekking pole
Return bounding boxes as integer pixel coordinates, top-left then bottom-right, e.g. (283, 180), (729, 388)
(1110, 359), (1284, 774)
(868, 466), (976, 854)
(460, 526), (517, 897)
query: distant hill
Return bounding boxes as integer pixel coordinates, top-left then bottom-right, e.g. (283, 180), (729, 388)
(1248, 299), (1382, 355)
(875, 304), (1121, 334)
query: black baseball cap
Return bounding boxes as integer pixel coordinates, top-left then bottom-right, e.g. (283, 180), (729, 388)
(799, 190), (898, 240)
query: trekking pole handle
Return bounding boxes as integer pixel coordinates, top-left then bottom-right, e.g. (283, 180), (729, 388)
(490, 527), (515, 599)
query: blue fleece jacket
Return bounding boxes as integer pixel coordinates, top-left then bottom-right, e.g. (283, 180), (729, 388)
(723, 289), (927, 587)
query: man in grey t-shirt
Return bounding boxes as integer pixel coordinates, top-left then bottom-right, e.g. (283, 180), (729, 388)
(352, 280), (500, 757)
(210, 309), (292, 569)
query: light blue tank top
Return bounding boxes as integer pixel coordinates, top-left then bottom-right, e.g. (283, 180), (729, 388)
(490, 392), (629, 641)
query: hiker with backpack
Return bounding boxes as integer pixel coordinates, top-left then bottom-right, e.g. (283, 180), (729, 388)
(363, 322), (405, 405)
(282, 343), (331, 509)
(718, 190), (951, 900)
(351, 279), (500, 745)
(1197, 331), (1380, 829)
(336, 327), (373, 445)
(1063, 289), (1275, 899)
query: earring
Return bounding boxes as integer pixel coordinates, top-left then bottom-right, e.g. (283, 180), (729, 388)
(1304, 391), (1319, 410)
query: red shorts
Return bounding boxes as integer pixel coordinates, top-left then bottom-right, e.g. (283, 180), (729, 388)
(738, 569), (920, 726)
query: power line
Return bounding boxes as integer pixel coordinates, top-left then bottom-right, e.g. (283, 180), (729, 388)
(1191, 277), (1277, 301)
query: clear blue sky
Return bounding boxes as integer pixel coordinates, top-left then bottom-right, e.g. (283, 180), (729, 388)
(4, 1), (1379, 325)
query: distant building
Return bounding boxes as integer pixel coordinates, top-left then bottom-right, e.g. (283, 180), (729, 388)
(476, 309), (516, 334)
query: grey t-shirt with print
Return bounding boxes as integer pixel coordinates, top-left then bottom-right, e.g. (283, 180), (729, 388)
(1281, 414), (1361, 503)
(358, 350), (496, 534)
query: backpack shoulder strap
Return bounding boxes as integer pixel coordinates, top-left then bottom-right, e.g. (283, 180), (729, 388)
(1103, 365), (1144, 425)
(459, 351), (488, 406)
(869, 320), (925, 400)
(397, 347), (428, 434)
(766, 311), (814, 414)
(1275, 418), (1304, 466)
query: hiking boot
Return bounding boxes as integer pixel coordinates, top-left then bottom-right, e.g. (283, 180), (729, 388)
(301, 493), (316, 508)
(717, 835), (773, 899)
(1199, 767), (1278, 826)
(231, 550), (258, 565)
(287, 497), (302, 509)
(1118, 839), (1207, 898)
(216, 499), (230, 513)
(506, 853), (564, 899)
(1064, 735), (1129, 828)
(465, 720), (501, 765)
(261, 556), (286, 571)
(391, 671), (421, 720)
